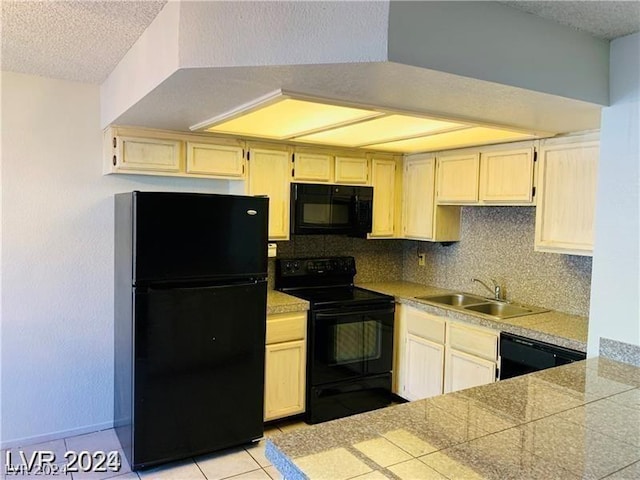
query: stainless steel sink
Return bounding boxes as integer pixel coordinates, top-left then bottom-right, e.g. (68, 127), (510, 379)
(414, 292), (548, 320)
(414, 293), (487, 307)
(463, 302), (533, 317)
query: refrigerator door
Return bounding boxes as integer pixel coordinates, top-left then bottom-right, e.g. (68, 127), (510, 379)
(131, 192), (268, 285)
(132, 280), (267, 469)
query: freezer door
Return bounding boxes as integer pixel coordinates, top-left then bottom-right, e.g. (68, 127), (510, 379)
(131, 192), (268, 284)
(131, 281), (267, 469)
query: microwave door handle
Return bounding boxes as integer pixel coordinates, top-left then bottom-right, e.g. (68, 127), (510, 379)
(354, 194), (359, 218)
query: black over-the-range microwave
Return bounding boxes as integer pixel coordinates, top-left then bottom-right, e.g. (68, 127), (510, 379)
(290, 183), (373, 237)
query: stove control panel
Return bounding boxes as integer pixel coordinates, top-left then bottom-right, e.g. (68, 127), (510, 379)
(278, 257), (356, 277)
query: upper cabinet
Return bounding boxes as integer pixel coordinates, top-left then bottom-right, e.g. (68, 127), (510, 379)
(334, 156), (369, 184)
(535, 135), (599, 256)
(369, 156), (401, 238)
(479, 147), (535, 204)
(291, 150), (369, 185)
(292, 151), (333, 182)
(186, 141), (245, 178)
(247, 146), (291, 241)
(402, 154), (460, 242)
(104, 126), (246, 180)
(436, 153), (480, 203)
(436, 143), (536, 206)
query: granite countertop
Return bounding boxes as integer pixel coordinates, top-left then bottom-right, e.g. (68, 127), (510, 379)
(266, 357), (640, 479)
(267, 290), (309, 315)
(357, 281), (588, 352)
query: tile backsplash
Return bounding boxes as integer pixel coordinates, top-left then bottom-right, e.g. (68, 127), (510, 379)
(269, 236), (404, 288)
(403, 207), (592, 316)
(269, 207), (592, 317)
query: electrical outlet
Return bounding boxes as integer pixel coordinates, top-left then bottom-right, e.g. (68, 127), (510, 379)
(418, 253), (426, 266)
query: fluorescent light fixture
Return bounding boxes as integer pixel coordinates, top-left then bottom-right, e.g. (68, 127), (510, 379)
(191, 91), (543, 153)
(294, 114), (468, 147)
(367, 127), (537, 153)
(195, 91), (380, 140)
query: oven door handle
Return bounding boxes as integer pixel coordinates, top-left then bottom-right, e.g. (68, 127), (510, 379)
(315, 307), (395, 318)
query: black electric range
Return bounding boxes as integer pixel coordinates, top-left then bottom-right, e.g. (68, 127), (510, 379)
(275, 256), (395, 424)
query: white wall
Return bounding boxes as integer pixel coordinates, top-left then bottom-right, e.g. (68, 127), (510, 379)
(0, 72), (233, 447)
(588, 33), (640, 356)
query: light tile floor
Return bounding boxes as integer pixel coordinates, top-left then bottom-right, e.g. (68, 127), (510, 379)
(2, 421), (308, 480)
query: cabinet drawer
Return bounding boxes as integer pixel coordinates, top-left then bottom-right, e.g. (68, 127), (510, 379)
(405, 307), (445, 344)
(448, 322), (498, 361)
(266, 312), (306, 344)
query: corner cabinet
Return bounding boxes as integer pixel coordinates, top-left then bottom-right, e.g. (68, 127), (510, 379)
(535, 136), (599, 256)
(264, 312), (307, 421)
(247, 147), (291, 241)
(369, 156), (401, 238)
(402, 154), (461, 242)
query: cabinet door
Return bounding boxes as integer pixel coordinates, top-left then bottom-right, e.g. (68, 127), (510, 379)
(479, 147), (534, 204)
(264, 340), (306, 421)
(535, 141), (599, 255)
(370, 158), (397, 237)
(403, 334), (445, 401)
(116, 136), (182, 172)
(335, 157), (368, 184)
(293, 152), (332, 182)
(403, 155), (435, 240)
(186, 142), (245, 178)
(444, 348), (496, 393)
(248, 148), (291, 241)
(436, 153), (480, 204)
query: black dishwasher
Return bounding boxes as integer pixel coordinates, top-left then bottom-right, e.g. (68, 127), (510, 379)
(500, 332), (586, 379)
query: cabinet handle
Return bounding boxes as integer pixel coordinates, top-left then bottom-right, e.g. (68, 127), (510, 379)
(112, 155), (117, 166)
(112, 137), (117, 148)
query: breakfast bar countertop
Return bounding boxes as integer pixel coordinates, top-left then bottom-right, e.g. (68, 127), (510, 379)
(357, 281), (588, 352)
(266, 357), (640, 479)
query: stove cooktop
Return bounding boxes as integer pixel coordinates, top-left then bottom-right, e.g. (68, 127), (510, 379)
(281, 286), (393, 309)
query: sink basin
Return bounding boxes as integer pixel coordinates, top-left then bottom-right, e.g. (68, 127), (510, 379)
(415, 293), (487, 307)
(414, 291), (549, 319)
(464, 302), (536, 318)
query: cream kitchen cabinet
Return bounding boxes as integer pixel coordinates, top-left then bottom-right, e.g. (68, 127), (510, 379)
(292, 151), (333, 182)
(334, 156), (369, 184)
(436, 152), (480, 204)
(107, 130), (183, 174)
(185, 141), (245, 178)
(395, 304), (445, 401)
(479, 146), (535, 204)
(369, 156), (401, 238)
(402, 154), (461, 241)
(436, 144), (535, 205)
(104, 126), (249, 180)
(247, 146), (291, 241)
(264, 312), (307, 421)
(535, 136), (599, 256)
(444, 322), (499, 393)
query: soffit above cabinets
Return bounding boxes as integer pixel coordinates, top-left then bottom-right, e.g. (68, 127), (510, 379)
(191, 91), (542, 154)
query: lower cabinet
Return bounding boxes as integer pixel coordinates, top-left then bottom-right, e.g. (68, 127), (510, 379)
(264, 312), (307, 421)
(395, 304), (499, 401)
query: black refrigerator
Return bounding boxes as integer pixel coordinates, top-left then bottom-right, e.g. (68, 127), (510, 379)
(114, 191), (269, 470)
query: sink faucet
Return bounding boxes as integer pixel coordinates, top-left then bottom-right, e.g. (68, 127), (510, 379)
(472, 278), (503, 301)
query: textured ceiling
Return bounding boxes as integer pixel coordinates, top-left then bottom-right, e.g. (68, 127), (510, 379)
(1, 1), (638, 85)
(0, 0), (167, 83)
(500, 1), (640, 40)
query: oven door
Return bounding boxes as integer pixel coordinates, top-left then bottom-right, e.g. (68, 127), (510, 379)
(309, 304), (394, 386)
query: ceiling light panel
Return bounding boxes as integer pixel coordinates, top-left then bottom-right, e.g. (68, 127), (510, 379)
(294, 114), (467, 147)
(204, 98), (379, 140)
(367, 127), (536, 153)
